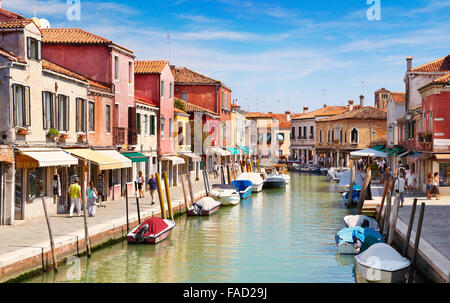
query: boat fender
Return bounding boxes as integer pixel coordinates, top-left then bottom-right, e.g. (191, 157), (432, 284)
(136, 224), (149, 243)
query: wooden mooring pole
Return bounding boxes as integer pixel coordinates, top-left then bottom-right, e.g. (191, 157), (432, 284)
(402, 198), (417, 257)
(82, 195), (91, 257)
(356, 166), (371, 214)
(163, 172), (174, 220)
(180, 174), (189, 212)
(41, 197), (58, 271)
(134, 181), (141, 224)
(125, 185), (129, 233)
(226, 164), (231, 184)
(202, 169), (209, 197)
(155, 172), (166, 219)
(377, 177), (391, 224)
(220, 165), (225, 184)
(187, 171), (195, 204)
(409, 202), (425, 283)
(381, 189), (392, 237)
(387, 193), (400, 245)
(347, 161), (355, 208)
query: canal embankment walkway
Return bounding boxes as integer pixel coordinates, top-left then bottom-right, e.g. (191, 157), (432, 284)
(370, 184), (450, 282)
(0, 174), (221, 282)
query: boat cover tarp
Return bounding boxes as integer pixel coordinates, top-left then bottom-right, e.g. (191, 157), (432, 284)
(194, 197), (221, 211)
(237, 173), (263, 185)
(344, 215), (380, 231)
(135, 217), (168, 236)
(344, 185), (362, 202)
(232, 180), (253, 192)
(338, 170), (364, 187)
(335, 227), (384, 253)
(355, 243), (411, 272)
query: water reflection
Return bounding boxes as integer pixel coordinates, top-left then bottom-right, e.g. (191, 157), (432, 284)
(24, 173), (356, 283)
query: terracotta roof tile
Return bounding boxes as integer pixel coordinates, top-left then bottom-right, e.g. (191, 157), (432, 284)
(135, 96), (158, 108)
(278, 120), (291, 129)
(391, 92), (406, 103)
(0, 47), (26, 63)
(317, 106), (386, 122)
(174, 107), (188, 115)
(42, 28), (133, 53)
(231, 103), (241, 108)
(410, 55), (450, 72)
(42, 59), (87, 82)
(292, 106), (349, 120)
(0, 8), (26, 20)
(432, 72), (450, 84)
(0, 19), (37, 30)
(135, 60), (168, 74)
(87, 80), (111, 91)
(171, 66), (219, 85)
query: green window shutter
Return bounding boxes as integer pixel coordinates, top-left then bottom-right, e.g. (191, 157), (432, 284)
(150, 115), (155, 135)
(42, 91), (47, 130)
(136, 113), (141, 135)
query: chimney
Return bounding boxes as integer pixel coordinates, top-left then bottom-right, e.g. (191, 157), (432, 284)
(359, 95), (365, 108)
(348, 100), (354, 111)
(285, 111), (291, 121)
(323, 104), (327, 108)
(406, 56), (413, 72)
(303, 107), (308, 114)
(268, 111), (273, 114)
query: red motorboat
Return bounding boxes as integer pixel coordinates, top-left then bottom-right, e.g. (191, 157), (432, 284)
(187, 197), (221, 216)
(127, 217), (175, 244)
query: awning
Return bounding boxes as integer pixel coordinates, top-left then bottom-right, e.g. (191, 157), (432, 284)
(372, 145), (385, 151)
(178, 152), (201, 162)
(121, 152), (149, 163)
(207, 147), (230, 156)
(16, 148), (78, 169)
(350, 148), (387, 158)
(0, 147), (14, 164)
(381, 147), (393, 152)
(388, 148), (401, 155)
(225, 147), (240, 155)
(237, 145), (250, 155)
(407, 153), (430, 161)
(161, 156), (185, 165)
(64, 149), (124, 170)
(96, 150), (132, 168)
(435, 154), (450, 161)
(396, 150), (411, 157)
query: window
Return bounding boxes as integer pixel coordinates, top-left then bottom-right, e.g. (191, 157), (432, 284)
(344, 129), (347, 143)
(58, 95), (69, 131)
(327, 129), (330, 143)
(128, 62), (133, 83)
(76, 98), (86, 132)
(150, 115), (155, 135)
(114, 56), (119, 80)
(136, 113), (141, 135)
(298, 127), (302, 139)
(279, 150), (283, 156)
(181, 93), (187, 101)
(310, 126), (314, 139)
(178, 121), (184, 145)
(88, 101), (95, 131)
(161, 80), (165, 98)
(161, 118), (165, 139)
(185, 121), (191, 145)
(331, 128), (334, 142)
(303, 126), (307, 139)
(106, 104), (111, 133)
(267, 133), (272, 144)
(351, 128), (359, 144)
(144, 114), (148, 135)
(27, 168), (46, 200)
(169, 118), (173, 138)
(339, 128), (343, 143)
(27, 37), (41, 61)
(42, 91), (56, 130)
(170, 82), (173, 99)
(319, 129), (322, 143)
(291, 127), (295, 139)
(277, 133), (285, 142)
(12, 84), (30, 127)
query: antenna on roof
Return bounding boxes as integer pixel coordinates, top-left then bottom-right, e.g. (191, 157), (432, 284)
(167, 33), (172, 64)
(321, 89), (326, 105)
(34, 0), (37, 17)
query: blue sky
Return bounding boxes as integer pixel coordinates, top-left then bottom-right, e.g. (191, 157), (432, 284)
(5, 0), (450, 113)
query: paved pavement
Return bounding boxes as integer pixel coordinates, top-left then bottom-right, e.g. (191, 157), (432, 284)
(371, 183), (450, 281)
(0, 173), (222, 266)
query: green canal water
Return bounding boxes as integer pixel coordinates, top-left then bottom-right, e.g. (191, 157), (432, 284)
(23, 173), (359, 283)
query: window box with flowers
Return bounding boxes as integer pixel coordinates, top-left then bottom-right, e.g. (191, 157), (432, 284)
(59, 131), (68, 141)
(16, 127), (29, 135)
(46, 128), (59, 140)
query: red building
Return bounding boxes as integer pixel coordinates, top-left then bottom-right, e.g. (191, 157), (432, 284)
(170, 66), (232, 148)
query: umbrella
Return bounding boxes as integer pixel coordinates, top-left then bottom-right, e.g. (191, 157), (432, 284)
(350, 148), (387, 158)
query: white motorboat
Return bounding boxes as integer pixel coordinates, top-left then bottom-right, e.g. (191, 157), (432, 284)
(355, 243), (411, 283)
(344, 215), (380, 232)
(328, 167), (349, 182)
(282, 174), (291, 184)
(237, 172), (264, 192)
(209, 184), (240, 205)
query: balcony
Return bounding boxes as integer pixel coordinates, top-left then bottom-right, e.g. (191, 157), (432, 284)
(113, 127), (126, 146)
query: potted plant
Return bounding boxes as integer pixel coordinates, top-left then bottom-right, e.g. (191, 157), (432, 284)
(46, 128), (59, 139)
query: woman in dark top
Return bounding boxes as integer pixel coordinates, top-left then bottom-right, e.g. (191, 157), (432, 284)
(148, 174), (157, 205)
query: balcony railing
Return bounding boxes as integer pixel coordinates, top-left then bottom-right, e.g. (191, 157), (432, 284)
(113, 127), (126, 146)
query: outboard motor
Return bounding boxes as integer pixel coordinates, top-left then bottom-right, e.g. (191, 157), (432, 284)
(136, 224), (149, 243)
(193, 203), (203, 215)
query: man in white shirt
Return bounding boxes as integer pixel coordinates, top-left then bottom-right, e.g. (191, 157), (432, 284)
(406, 169), (417, 193)
(394, 170), (406, 207)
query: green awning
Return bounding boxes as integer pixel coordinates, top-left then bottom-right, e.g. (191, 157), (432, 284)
(388, 148), (401, 155)
(381, 147), (393, 152)
(372, 145), (385, 151)
(237, 145), (249, 155)
(225, 147), (240, 155)
(121, 152), (149, 163)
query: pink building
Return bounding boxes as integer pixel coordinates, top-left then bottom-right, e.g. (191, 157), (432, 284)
(41, 28), (136, 147)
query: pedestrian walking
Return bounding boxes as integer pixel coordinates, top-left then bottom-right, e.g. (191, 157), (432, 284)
(148, 174), (157, 205)
(431, 172), (440, 200)
(406, 168), (417, 193)
(394, 169), (406, 207)
(426, 173), (433, 200)
(213, 161), (219, 179)
(86, 181), (98, 217)
(137, 170), (144, 198)
(68, 178), (82, 217)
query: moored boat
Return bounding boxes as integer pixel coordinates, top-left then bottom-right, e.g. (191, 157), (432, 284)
(355, 243), (411, 283)
(209, 184), (240, 205)
(344, 215), (380, 232)
(263, 167), (287, 188)
(335, 227), (384, 255)
(187, 197), (221, 216)
(343, 184), (362, 206)
(232, 180), (253, 199)
(237, 172), (264, 192)
(127, 217), (175, 244)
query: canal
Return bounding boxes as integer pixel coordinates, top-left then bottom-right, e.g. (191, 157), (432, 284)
(23, 173), (358, 283)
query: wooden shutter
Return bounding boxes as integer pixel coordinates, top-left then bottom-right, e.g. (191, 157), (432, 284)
(11, 85), (16, 126)
(42, 91), (47, 130)
(37, 40), (42, 61)
(24, 86), (31, 126)
(76, 98), (80, 132)
(128, 106), (137, 145)
(65, 96), (70, 131)
(51, 93), (56, 129)
(27, 37), (32, 59)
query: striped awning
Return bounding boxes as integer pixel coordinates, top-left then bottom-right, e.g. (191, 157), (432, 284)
(161, 156), (185, 165)
(64, 148), (124, 170)
(237, 145), (250, 155)
(16, 148), (79, 169)
(96, 150), (132, 168)
(396, 150), (410, 157)
(388, 148), (401, 155)
(121, 152), (149, 163)
(207, 147), (231, 156)
(225, 147), (240, 155)
(372, 145), (385, 151)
